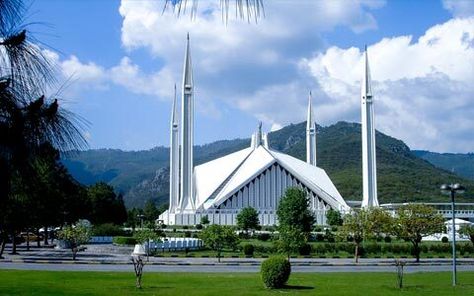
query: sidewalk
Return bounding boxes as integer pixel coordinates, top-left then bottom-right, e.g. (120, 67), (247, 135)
(1, 244), (473, 266)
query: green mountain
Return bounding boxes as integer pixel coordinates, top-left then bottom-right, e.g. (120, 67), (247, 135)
(62, 121), (474, 208)
(413, 150), (474, 181)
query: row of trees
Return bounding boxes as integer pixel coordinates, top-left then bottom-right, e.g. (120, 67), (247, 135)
(203, 188), (448, 263)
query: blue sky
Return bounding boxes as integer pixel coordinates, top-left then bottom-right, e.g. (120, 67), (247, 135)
(27, 0), (474, 153)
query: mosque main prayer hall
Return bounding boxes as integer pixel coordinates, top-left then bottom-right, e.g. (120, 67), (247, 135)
(159, 36), (378, 226)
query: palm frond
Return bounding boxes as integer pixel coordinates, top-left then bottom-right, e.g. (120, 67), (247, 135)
(0, 28), (57, 95)
(0, 0), (24, 35)
(164, 0), (264, 22)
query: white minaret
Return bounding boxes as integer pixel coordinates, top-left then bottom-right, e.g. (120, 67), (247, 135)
(169, 84), (180, 213)
(179, 34), (195, 212)
(306, 91), (317, 166)
(361, 46), (379, 208)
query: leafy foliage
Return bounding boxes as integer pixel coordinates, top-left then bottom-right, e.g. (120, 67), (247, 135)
(276, 187), (314, 258)
(87, 182), (127, 225)
(199, 224), (239, 262)
(326, 209), (343, 226)
(58, 222), (91, 260)
(236, 207), (260, 233)
(460, 225), (474, 246)
(260, 257), (291, 289)
(133, 228), (162, 244)
(392, 204), (445, 262)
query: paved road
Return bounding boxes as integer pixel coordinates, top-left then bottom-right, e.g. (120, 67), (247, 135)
(1, 262), (473, 273)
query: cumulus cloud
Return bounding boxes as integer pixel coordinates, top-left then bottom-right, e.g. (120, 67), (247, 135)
(301, 17), (474, 152)
(116, 0), (384, 116)
(443, 0), (474, 17)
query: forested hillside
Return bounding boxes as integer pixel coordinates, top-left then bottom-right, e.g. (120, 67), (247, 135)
(63, 121), (474, 207)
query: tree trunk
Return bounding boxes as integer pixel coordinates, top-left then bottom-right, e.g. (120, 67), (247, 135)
(413, 242), (420, 263)
(72, 247), (77, 260)
(26, 229), (30, 251)
(10, 231), (18, 254)
(355, 243), (359, 263)
(36, 229), (41, 247)
(43, 227), (49, 245)
(217, 250), (221, 263)
(0, 232), (6, 259)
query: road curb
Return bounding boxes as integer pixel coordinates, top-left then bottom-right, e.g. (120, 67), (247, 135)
(2, 259), (474, 267)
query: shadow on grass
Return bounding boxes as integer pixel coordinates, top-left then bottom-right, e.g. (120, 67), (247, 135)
(279, 285), (314, 290)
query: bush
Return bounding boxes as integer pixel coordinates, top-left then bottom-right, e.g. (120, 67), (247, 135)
(257, 233), (271, 241)
(315, 233), (325, 242)
(92, 223), (126, 236)
(184, 231), (191, 238)
(441, 236), (449, 243)
(243, 244), (255, 256)
(260, 257), (291, 289)
(384, 236), (392, 243)
(195, 224), (203, 230)
(238, 232), (250, 239)
(113, 236), (137, 245)
(298, 243), (312, 256)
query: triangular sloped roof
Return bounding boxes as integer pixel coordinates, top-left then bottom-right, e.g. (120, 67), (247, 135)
(211, 146), (276, 208)
(194, 144), (350, 211)
(194, 147), (253, 209)
(268, 149), (349, 210)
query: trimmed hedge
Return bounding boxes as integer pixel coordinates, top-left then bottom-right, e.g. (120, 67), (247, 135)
(113, 236), (137, 245)
(261, 257), (291, 289)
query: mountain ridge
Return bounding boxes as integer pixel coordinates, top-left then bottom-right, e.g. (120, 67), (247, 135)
(62, 121), (474, 208)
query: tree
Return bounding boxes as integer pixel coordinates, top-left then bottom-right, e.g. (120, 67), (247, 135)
(58, 221), (91, 260)
(236, 207), (260, 234)
(87, 182), (127, 225)
(276, 187), (314, 259)
(200, 215), (210, 226)
(393, 204), (444, 262)
(459, 224), (474, 247)
(341, 209), (369, 263)
(326, 209), (343, 226)
(0, 0), (87, 258)
(143, 199), (159, 224)
(341, 207), (393, 263)
(277, 187), (314, 234)
(199, 224), (239, 262)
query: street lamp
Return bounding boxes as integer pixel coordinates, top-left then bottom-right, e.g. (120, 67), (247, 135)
(131, 244), (146, 288)
(440, 183), (466, 287)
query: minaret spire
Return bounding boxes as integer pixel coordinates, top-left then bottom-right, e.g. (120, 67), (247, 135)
(179, 33), (195, 212)
(169, 84), (180, 213)
(361, 46), (379, 208)
(306, 91), (317, 166)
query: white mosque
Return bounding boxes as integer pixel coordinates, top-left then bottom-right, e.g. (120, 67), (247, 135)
(159, 36), (378, 226)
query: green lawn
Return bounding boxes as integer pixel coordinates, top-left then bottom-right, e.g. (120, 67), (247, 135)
(0, 270), (473, 295)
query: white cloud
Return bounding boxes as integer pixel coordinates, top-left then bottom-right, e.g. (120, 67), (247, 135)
(300, 17), (474, 153)
(443, 0), (474, 17)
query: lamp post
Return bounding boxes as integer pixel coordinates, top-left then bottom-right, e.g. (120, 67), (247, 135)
(131, 244), (146, 288)
(440, 183), (465, 287)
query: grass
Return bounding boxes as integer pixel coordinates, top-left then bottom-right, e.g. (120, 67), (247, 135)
(0, 270), (473, 295)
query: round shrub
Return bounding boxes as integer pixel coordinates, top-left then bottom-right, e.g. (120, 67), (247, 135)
(441, 236), (449, 243)
(257, 233), (271, 241)
(260, 257), (291, 289)
(184, 231), (191, 238)
(384, 236), (392, 243)
(243, 244), (255, 256)
(298, 243), (312, 256)
(195, 224), (203, 230)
